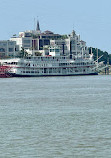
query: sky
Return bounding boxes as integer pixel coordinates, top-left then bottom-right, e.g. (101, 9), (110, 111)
(0, 0), (111, 53)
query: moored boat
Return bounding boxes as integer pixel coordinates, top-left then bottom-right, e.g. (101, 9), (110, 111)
(0, 54), (98, 77)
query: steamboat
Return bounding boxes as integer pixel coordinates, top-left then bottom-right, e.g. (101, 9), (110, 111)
(0, 53), (98, 77)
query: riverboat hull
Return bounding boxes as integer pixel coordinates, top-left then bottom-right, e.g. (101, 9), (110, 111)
(9, 72), (98, 77)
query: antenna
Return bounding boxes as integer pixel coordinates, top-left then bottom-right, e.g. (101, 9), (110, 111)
(73, 23), (74, 30)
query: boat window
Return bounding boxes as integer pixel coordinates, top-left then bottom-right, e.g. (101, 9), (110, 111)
(3, 62), (7, 65)
(13, 62), (17, 65)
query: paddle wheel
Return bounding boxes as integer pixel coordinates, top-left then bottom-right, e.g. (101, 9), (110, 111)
(0, 66), (12, 78)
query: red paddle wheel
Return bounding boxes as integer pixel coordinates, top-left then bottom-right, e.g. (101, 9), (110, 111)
(0, 66), (12, 78)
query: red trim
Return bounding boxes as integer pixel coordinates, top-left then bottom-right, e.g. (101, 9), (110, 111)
(0, 66), (12, 78)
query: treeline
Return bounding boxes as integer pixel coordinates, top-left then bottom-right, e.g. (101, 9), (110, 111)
(89, 47), (111, 65)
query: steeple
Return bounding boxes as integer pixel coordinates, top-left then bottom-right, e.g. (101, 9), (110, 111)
(36, 20), (40, 31)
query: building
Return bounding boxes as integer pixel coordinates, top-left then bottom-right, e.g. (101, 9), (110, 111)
(50, 30), (89, 58)
(0, 20), (90, 58)
(0, 40), (19, 58)
(10, 21), (61, 55)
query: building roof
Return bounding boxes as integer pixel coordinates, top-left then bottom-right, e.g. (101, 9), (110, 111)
(40, 30), (61, 38)
(43, 30), (54, 34)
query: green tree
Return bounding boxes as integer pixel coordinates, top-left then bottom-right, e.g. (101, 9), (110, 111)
(19, 47), (28, 58)
(61, 35), (68, 39)
(89, 47), (109, 65)
(109, 54), (111, 65)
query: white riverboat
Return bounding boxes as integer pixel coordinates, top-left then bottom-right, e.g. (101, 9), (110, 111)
(0, 54), (98, 77)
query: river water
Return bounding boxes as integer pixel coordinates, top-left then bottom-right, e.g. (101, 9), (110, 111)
(0, 75), (111, 158)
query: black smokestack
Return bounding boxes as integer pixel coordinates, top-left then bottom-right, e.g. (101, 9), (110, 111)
(62, 43), (65, 55)
(70, 41), (72, 59)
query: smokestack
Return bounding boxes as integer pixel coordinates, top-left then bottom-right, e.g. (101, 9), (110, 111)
(70, 41), (72, 59)
(62, 43), (65, 55)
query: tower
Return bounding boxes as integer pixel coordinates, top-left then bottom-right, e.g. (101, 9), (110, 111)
(36, 20), (40, 31)
(71, 30), (75, 38)
(36, 20), (41, 34)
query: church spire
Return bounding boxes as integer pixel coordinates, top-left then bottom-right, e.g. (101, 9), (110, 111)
(36, 20), (40, 31)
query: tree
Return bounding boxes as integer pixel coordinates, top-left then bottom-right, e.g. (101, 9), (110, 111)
(89, 47), (109, 65)
(61, 35), (68, 39)
(109, 54), (111, 65)
(19, 47), (28, 58)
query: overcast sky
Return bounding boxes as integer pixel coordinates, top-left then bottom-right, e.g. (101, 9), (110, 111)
(0, 0), (111, 53)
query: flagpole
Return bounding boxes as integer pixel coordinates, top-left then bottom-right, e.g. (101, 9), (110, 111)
(97, 48), (98, 68)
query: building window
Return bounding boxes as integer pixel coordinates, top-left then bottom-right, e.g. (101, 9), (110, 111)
(25, 33), (32, 37)
(50, 49), (54, 52)
(24, 45), (31, 48)
(0, 48), (5, 52)
(3, 43), (7, 46)
(23, 40), (31, 44)
(9, 48), (14, 52)
(55, 49), (59, 52)
(9, 42), (14, 45)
